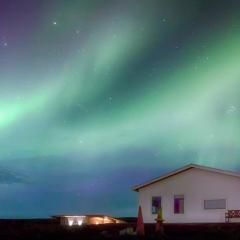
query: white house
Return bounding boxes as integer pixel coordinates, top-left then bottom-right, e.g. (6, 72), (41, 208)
(133, 163), (240, 223)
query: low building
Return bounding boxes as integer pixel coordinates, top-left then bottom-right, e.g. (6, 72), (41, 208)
(53, 214), (125, 226)
(133, 163), (240, 223)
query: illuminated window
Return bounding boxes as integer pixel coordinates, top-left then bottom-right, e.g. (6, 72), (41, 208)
(67, 216), (85, 226)
(68, 219), (73, 226)
(77, 219), (83, 225)
(204, 199), (226, 209)
(152, 196), (161, 214)
(174, 195), (184, 214)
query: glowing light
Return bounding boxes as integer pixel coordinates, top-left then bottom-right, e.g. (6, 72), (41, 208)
(77, 219), (83, 225)
(103, 216), (111, 223)
(68, 219), (73, 226)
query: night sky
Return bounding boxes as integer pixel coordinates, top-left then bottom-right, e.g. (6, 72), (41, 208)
(0, 0), (240, 218)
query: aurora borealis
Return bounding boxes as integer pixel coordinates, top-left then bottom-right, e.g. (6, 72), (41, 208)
(0, 0), (240, 218)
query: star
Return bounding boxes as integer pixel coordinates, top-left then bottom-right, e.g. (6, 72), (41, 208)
(1, 41), (8, 48)
(226, 105), (237, 115)
(53, 21), (57, 26)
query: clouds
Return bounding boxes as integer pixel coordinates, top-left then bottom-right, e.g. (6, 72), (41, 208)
(0, 166), (28, 184)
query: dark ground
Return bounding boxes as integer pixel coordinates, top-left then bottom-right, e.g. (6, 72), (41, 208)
(0, 219), (240, 240)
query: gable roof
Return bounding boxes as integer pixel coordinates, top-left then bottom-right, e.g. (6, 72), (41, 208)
(132, 163), (240, 192)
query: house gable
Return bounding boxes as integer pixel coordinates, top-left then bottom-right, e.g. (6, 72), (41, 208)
(132, 163), (240, 192)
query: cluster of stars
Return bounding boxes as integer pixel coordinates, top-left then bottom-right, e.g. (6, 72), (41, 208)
(226, 105), (238, 115)
(0, 38), (8, 48)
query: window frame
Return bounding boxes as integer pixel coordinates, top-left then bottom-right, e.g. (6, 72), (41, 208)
(174, 194), (184, 214)
(204, 199), (226, 210)
(151, 196), (162, 214)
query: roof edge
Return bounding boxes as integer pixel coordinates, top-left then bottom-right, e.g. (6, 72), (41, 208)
(132, 163), (240, 192)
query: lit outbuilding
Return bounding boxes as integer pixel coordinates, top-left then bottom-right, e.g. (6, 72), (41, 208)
(53, 214), (124, 226)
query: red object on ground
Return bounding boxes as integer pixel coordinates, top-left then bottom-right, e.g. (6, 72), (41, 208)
(156, 220), (163, 232)
(136, 206), (145, 236)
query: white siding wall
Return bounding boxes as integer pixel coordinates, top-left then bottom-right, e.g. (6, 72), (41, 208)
(138, 168), (240, 223)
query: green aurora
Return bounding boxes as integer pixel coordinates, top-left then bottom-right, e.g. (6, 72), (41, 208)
(0, 0), (240, 217)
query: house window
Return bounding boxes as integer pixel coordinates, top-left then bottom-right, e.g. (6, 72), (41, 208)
(152, 196), (161, 214)
(174, 195), (184, 214)
(204, 199), (226, 209)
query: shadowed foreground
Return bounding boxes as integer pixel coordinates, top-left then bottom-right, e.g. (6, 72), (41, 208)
(0, 219), (240, 240)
